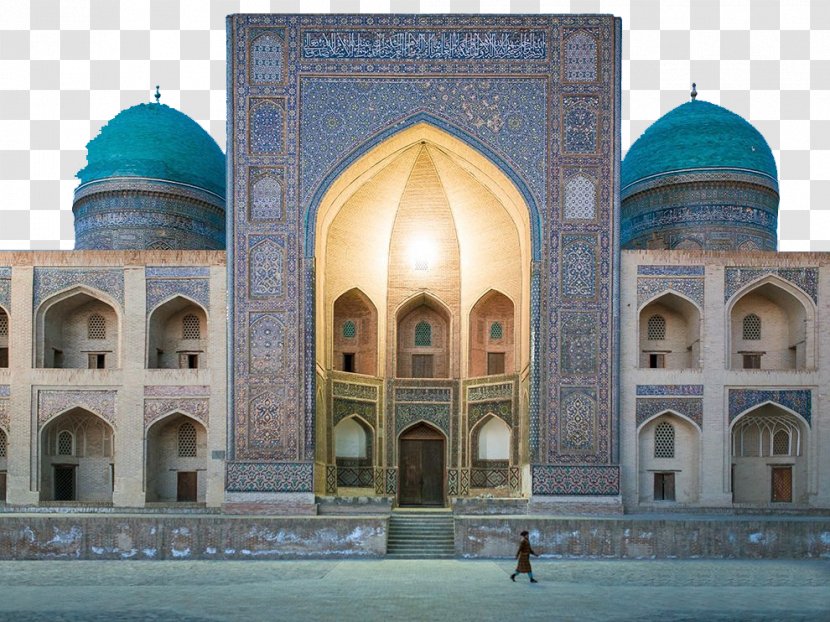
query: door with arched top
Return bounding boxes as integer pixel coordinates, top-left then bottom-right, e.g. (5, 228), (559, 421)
(399, 422), (445, 506)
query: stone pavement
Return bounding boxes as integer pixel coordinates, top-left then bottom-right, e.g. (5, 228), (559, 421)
(0, 559), (827, 622)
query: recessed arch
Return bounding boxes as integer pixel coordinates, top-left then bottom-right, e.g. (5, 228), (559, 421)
(637, 411), (700, 504)
(145, 411), (207, 503)
(636, 408), (702, 434)
(469, 289), (516, 377)
(332, 287), (378, 375)
(146, 295), (209, 369)
(638, 291), (701, 369)
(395, 292), (452, 379)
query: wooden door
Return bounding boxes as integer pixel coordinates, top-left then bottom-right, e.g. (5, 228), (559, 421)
(53, 465), (75, 501)
(177, 471), (197, 502)
(771, 466), (792, 502)
(399, 424), (445, 506)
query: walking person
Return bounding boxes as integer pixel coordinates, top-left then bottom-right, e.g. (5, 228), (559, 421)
(510, 530), (538, 583)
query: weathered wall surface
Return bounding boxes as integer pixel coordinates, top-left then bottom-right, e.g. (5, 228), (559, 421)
(456, 516), (830, 559)
(0, 515), (385, 560)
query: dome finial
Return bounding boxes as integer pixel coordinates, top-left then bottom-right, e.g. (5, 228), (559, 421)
(154, 85), (161, 104)
(691, 83), (697, 101)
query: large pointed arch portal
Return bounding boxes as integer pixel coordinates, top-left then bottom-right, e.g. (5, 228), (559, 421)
(226, 14), (622, 510)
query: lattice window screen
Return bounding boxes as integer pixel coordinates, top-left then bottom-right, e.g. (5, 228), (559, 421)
(772, 429), (790, 455)
(87, 314), (106, 340)
(414, 321), (432, 346)
(182, 314), (201, 340)
(490, 322), (503, 340)
(0, 430), (6, 457)
(0, 312), (7, 336)
(342, 320), (356, 339)
(57, 430), (73, 456)
(647, 315), (666, 340)
(743, 314), (762, 340)
(653, 421), (675, 458)
(178, 422), (197, 457)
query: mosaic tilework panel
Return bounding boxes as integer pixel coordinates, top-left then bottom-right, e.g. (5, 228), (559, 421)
(33, 268), (124, 308)
(0, 269), (10, 310)
(248, 236), (285, 298)
(509, 467), (521, 493)
(460, 468), (470, 496)
(636, 385), (703, 397)
(384, 468), (397, 495)
(146, 278), (210, 313)
(0, 400), (7, 432)
(447, 468), (459, 496)
(724, 267), (818, 304)
(531, 464), (620, 496)
(374, 467), (384, 495)
(563, 171), (597, 221)
(145, 267), (211, 278)
(144, 385), (210, 397)
(636, 276), (704, 309)
(560, 312), (597, 375)
(37, 389), (117, 428)
(559, 388), (596, 453)
(229, 14), (620, 491)
(225, 461), (313, 493)
(325, 464), (337, 494)
(333, 381), (378, 401)
(0, 385), (9, 398)
(333, 398), (376, 429)
(561, 235), (597, 299)
(248, 314), (285, 377)
(468, 401), (513, 430)
(394, 387), (452, 403)
(250, 29), (286, 84)
(249, 168), (285, 222)
(467, 382), (513, 403)
(247, 387), (296, 456)
(636, 398), (703, 429)
(728, 389), (812, 425)
(144, 398), (209, 429)
(395, 404), (450, 436)
(637, 265), (705, 277)
(563, 29), (599, 83)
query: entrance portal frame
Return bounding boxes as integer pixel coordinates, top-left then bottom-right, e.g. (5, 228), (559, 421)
(226, 14), (622, 501)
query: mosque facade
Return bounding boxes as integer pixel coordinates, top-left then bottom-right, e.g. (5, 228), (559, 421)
(0, 13), (827, 515)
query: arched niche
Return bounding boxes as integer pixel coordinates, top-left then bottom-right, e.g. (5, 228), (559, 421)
(470, 414), (512, 491)
(0, 305), (8, 368)
(469, 290), (515, 377)
(35, 288), (120, 369)
(730, 403), (808, 505)
(728, 279), (814, 371)
(334, 415), (374, 489)
(145, 412), (207, 503)
(40, 407), (114, 503)
(396, 294), (451, 379)
(147, 296), (208, 369)
(332, 288), (378, 376)
(637, 412), (700, 504)
(638, 292), (701, 369)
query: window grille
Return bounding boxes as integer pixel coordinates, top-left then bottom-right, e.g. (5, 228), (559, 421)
(178, 422), (197, 457)
(0, 430), (6, 457)
(0, 312), (7, 336)
(182, 314), (200, 340)
(772, 429), (790, 455)
(654, 421), (675, 458)
(57, 430), (73, 456)
(490, 322), (503, 340)
(342, 320), (356, 339)
(87, 314), (106, 340)
(743, 314), (761, 340)
(414, 321), (432, 346)
(647, 314), (666, 340)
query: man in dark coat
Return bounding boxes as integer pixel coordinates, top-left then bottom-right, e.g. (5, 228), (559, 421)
(511, 530), (538, 583)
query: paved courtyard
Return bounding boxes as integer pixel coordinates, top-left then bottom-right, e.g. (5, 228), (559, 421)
(0, 559), (826, 621)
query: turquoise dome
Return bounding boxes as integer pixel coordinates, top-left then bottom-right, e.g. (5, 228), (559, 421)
(622, 100), (777, 191)
(77, 103), (225, 199)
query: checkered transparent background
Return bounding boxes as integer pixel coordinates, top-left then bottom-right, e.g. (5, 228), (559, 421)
(0, 0), (825, 250)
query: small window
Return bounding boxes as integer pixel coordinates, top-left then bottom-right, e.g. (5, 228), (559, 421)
(743, 314), (761, 340)
(0, 347), (7, 368)
(743, 354), (761, 369)
(772, 430), (790, 456)
(342, 320), (356, 339)
(88, 353), (106, 369)
(647, 315), (666, 340)
(0, 312), (7, 336)
(182, 314), (201, 340)
(487, 352), (505, 375)
(178, 422), (197, 458)
(648, 353), (665, 369)
(490, 322), (503, 340)
(0, 430), (7, 457)
(653, 473), (675, 501)
(57, 430), (73, 456)
(414, 321), (432, 347)
(343, 353), (356, 373)
(179, 353), (199, 369)
(53, 349), (64, 369)
(412, 354), (434, 378)
(654, 421), (675, 458)
(87, 313), (106, 340)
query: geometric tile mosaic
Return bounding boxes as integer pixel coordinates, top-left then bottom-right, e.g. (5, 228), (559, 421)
(728, 389), (812, 426)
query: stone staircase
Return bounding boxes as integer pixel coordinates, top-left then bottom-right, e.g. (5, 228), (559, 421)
(386, 510), (455, 559)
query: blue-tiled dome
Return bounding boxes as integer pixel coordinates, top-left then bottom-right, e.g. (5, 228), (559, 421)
(77, 103), (225, 198)
(620, 99), (780, 252)
(73, 103), (226, 251)
(622, 100), (777, 192)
